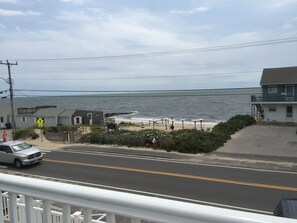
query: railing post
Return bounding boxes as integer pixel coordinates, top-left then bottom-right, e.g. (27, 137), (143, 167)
(62, 204), (71, 223)
(43, 200), (52, 223)
(25, 195), (35, 223)
(0, 192), (3, 223)
(106, 213), (116, 223)
(73, 211), (82, 223)
(83, 208), (92, 223)
(8, 192), (18, 223)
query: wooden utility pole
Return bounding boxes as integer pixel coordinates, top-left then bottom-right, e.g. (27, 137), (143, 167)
(0, 60), (18, 139)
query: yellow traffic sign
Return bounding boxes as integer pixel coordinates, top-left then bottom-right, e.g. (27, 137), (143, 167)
(36, 117), (44, 128)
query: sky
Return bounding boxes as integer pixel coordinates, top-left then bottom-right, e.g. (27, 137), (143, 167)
(0, 0), (297, 95)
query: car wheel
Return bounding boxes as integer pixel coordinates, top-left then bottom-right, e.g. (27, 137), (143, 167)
(14, 159), (23, 169)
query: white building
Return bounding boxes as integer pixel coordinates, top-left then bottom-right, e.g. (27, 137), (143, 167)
(252, 66), (297, 123)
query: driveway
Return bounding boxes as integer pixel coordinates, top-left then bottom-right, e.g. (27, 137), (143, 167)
(217, 124), (297, 157)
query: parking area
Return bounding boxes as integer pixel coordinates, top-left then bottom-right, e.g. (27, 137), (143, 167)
(217, 124), (297, 157)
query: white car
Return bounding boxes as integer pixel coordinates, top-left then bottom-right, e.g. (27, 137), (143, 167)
(0, 141), (43, 168)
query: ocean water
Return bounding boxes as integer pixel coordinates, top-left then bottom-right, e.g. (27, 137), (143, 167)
(0, 88), (261, 125)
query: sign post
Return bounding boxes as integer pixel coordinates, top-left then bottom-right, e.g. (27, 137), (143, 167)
(36, 118), (44, 142)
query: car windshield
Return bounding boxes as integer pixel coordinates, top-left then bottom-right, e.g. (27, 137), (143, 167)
(12, 142), (32, 152)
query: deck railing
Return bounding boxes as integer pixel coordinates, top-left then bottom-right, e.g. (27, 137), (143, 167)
(251, 94), (297, 102)
(0, 173), (296, 223)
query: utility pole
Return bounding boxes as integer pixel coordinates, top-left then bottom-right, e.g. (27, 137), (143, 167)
(0, 60), (18, 139)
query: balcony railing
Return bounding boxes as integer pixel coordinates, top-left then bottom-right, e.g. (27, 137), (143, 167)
(1, 173), (296, 223)
(251, 94), (297, 102)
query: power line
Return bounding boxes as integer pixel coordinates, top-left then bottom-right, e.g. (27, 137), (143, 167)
(14, 70), (261, 81)
(14, 89), (46, 106)
(10, 36), (297, 62)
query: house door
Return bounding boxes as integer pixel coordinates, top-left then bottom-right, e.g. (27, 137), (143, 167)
(0, 117), (4, 128)
(286, 85), (294, 101)
(74, 116), (82, 125)
(87, 113), (92, 125)
(286, 106), (293, 118)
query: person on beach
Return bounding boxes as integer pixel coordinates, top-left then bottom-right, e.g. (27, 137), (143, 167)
(152, 136), (157, 150)
(3, 131), (7, 142)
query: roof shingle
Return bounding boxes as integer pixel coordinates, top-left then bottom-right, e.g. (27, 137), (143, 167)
(260, 66), (297, 85)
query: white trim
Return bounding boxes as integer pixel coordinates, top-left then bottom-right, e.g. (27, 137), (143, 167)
(21, 117), (27, 122)
(87, 113), (93, 125)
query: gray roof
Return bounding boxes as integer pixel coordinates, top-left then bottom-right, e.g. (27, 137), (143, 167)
(59, 109), (75, 117)
(260, 66), (297, 85)
(33, 108), (65, 117)
(0, 107), (12, 116)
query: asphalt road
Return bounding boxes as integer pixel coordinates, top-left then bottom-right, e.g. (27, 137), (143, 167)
(2, 146), (297, 214)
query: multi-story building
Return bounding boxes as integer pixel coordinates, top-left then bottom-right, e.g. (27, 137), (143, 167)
(251, 66), (297, 123)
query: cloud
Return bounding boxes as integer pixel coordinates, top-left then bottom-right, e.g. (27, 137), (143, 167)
(60, 0), (88, 5)
(170, 7), (208, 15)
(0, 0), (17, 3)
(54, 9), (196, 52)
(282, 16), (297, 29)
(0, 8), (41, 16)
(262, 0), (297, 9)
(0, 23), (6, 29)
(271, 0), (297, 8)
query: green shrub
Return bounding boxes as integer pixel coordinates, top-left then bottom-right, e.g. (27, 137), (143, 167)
(80, 115), (256, 154)
(14, 127), (39, 140)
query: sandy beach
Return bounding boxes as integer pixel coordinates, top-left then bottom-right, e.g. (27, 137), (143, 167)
(116, 119), (217, 132)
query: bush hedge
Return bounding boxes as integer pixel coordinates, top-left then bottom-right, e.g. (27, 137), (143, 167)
(80, 115), (256, 154)
(14, 127), (39, 140)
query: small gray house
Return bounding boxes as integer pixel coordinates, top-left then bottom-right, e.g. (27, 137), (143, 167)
(0, 107), (11, 129)
(251, 66), (297, 123)
(3, 106), (105, 129)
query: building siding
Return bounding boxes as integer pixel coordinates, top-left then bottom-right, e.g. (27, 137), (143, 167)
(4, 107), (105, 129)
(262, 84), (297, 102)
(262, 104), (297, 123)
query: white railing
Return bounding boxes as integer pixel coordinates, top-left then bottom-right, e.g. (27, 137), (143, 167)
(1, 193), (105, 223)
(0, 173), (296, 223)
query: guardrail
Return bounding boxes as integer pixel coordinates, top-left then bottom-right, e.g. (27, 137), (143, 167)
(0, 173), (296, 223)
(251, 94), (297, 102)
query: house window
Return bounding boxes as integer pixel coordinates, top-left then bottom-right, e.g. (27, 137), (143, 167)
(268, 85), (277, 94)
(74, 116), (82, 125)
(286, 106), (293, 118)
(269, 107), (276, 112)
(21, 117), (27, 122)
(0, 117), (4, 123)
